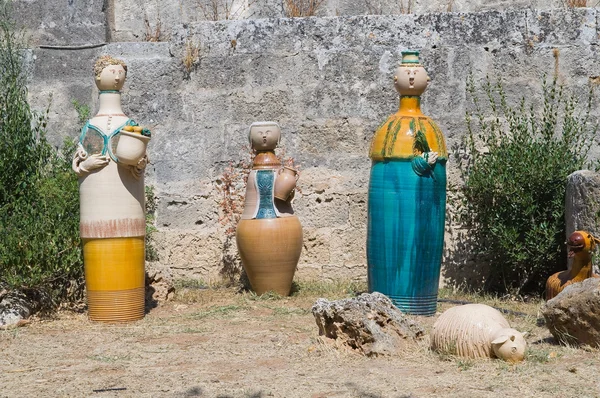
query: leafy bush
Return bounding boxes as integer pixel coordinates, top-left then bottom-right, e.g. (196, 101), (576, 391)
(0, 2), (82, 301)
(452, 76), (597, 295)
(145, 185), (159, 262)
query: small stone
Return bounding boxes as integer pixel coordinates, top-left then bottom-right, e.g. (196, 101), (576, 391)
(311, 292), (424, 356)
(145, 262), (175, 305)
(0, 288), (45, 328)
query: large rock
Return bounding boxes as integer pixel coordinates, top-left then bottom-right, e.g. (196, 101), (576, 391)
(311, 292), (424, 356)
(542, 278), (600, 346)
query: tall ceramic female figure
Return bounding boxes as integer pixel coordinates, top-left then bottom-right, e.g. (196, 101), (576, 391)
(367, 51), (447, 315)
(72, 55), (150, 322)
(236, 122), (303, 296)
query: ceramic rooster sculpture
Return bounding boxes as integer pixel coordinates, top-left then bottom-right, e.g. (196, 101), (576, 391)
(545, 230), (600, 300)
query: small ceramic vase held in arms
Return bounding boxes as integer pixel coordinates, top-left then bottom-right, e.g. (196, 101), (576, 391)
(367, 50), (448, 315)
(236, 122), (303, 296)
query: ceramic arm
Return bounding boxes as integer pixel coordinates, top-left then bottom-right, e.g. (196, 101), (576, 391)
(411, 151), (438, 177)
(129, 153), (148, 180)
(72, 144), (109, 176)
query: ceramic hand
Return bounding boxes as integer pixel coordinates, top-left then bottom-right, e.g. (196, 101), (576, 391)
(424, 151), (438, 166)
(81, 154), (110, 172)
(73, 145), (109, 176)
(129, 154), (148, 180)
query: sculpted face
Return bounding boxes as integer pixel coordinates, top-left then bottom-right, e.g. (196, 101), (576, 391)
(394, 64), (429, 96)
(249, 123), (281, 151)
(491, 328), (526, 363)
(96, 64), (126, 91)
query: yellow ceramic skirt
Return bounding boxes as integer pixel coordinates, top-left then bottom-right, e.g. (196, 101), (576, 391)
(83, 237), (145, 322)
(79, 162), (146, 322)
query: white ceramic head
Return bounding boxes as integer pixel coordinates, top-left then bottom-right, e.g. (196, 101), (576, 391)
(94, 55), (128, 91)
(491, 328), (527, 363)
(393, 50), (430, 96)
(248, 121), (281, 151)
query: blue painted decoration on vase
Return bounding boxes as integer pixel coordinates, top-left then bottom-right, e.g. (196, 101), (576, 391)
(256, 170), (277, 219)
(367, 50), (448, 315)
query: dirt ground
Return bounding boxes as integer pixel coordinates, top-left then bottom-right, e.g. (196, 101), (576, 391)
(1, 286), (600, 398)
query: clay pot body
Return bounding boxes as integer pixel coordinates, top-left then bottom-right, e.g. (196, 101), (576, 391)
(237, 216), (303, 295)
(115, 131), (150, 166)
(367, 51), (447, 316)
(236, 122), (302, 295)
(274, 166), (299, 201)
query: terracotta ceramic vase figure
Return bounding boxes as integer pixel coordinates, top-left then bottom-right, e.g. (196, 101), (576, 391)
(72, 55), (150, 322)
(236, 122), (303, 296)
(367, 50), (447, 316)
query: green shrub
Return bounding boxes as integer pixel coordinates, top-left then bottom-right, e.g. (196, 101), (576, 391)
(145, 185), (159, 262)
(452, 76), (597, 295)
(0, 2), (82, 300)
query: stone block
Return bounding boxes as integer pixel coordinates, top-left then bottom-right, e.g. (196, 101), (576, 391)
(295, 192), (350, 229)
(152, 230), (225, 282)
(566, 170), (600, 238)
(299, 227), (332, 266)
(330, 227), (366, 267)
(155, 180), (218, 229)
(322, 263), (367, 282)
(14, 0), (106, 45)
(348, 192), (368, 229)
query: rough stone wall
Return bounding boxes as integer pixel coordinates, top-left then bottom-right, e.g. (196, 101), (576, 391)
(106, 0), (565, 41)
(109, 0), (565, 41)
(23, 6), (600, 287)
(13, 0), (106, 45)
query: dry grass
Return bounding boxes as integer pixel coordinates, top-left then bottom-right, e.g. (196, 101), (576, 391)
(4, 285), (600, 397)
(182, 38), (200, 77)
(283, 0), (325, 17)
(197, 0), (255, 21)
(144, 12), (163, 42)
(364, 0), (413, 14)
(399, 0), (413, 14)
(565, 0), (587, 7)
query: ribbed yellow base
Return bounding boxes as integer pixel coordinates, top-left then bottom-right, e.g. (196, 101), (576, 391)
(87, 288), (145, 323)
(83, 237), (145, 323)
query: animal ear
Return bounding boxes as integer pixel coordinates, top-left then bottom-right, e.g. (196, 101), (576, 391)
(491, 335), (509, 345)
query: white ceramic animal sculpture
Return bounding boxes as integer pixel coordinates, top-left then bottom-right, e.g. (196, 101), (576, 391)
(430, 304), (526, 363)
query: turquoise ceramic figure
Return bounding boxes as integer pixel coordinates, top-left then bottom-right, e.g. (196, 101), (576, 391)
(367, 50), (447, 315)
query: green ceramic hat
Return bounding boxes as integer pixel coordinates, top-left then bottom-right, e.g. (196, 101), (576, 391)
(400, 50), (420, 65)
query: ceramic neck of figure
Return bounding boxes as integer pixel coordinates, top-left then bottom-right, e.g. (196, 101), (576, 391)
(571, 253), (593, 278)
(96, 92), (125, 116)
(253, 151), (281, 169)
(398, 95), (422, 115)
